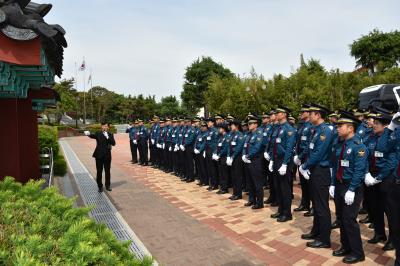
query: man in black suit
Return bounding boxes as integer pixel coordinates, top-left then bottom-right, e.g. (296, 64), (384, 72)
(84, 122), (116, 192)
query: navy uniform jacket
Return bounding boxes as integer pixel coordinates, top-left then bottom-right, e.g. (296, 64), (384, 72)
(183, 126), (196, 146)
(303, 123), (333, 170)
(295, 120), (312, 162)
(227, 131), (245, 159)
(195, 131), (207, 153)
(331, 135), (368, 191)
(356, 121), (372, 143)
(172, 126), (179, 145)
(138, 125), (148, 142)
(150, 123), (160, 144)
(268, 121), (296, 166)
(265, 123), (279, 155)
(214, 133), (229, 157)
(242, 129), (264, 160)
(127, 126), (136, 141)
(365, 128), (397, 180)
(205, 127), (218, 152)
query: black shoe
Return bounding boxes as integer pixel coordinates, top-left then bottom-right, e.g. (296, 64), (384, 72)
(228, 195), (234, 200)
(270, 212), (281, 218)
(342, 255), (365, 264)
(277, 216), (292, 222)
(306, 240), (331, 249)
(358, 208), (368, 215)
(332, 247), (351, 257)
(270, 202), (279, 207)
(294, 205), (309, 212)
(186, 179), (194, 183)
(252, 204), (264, 210)
(359, 216), (371, 224)
(216, 190), (226, 194)
(264, 198), (273, 204)
(244, 202), (254, 207)
(197, 182), (203, 186)
(231, 195), (242, 200)
(301, 232), (317, 240)
(206, 186), (213, 191)
(106, 187), (112, 192)
(98, 187), (103, 193)
(382, 241), (395, 251)
(211, 186), (219, 190)
(331, 220), (340, 229)
(367, 235), (387, 244)
(304, 209), (314, 217)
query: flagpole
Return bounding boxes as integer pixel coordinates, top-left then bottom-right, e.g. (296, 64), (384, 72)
(90, 69), (93, 121)
(74, 62), (78, 128)
(83, 57), (86, 125)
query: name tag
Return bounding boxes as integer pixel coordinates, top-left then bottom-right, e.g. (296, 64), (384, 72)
(375, 151), (384, 158)
(199, 138), (202, 141)
(341, 160), (349, 167)
(140, 132), (143, 135)
(218, 143), (222, 147)
(232, 141), (236, 146)
(263, 133), (267, 136)
(153, 130), (156, 132)
(207, 136), (211, 140)
(309, 143), (314, 149)
(172, 135), (176, 137)
(301, 136), (307, 141)
(179, 134), (182, 137)
(185, 134), (188, 137)
(276, 138), (281, 143)
(244, 143), (248, 148)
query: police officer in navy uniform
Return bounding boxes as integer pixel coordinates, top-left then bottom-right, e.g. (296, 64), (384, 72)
(242, 115), (265, 209)
(294, 104), (313, 213)
(194, 121), (208, 186)
(181, 118), (197, 182)
(126, 121), (137, 164)
(364, 109), (397, 252)
(137, 119), (149, 166)
(299, 103), (333, 249)
(268, 106), (296, 222)
(330, 111), (367, 264)
(213, 122), (230, 194)
(264, 109), (279, 206)
(205, 117), (219, 190)
(227, 119), (245, 200)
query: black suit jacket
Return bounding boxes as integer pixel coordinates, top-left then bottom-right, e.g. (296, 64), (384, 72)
(89, 131), (116, 159)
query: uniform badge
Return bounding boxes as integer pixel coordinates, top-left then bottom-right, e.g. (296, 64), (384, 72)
(257, 137), (262, 141)
(288, 131), (293, 136)
(358, 149), (365, 157)
(320, 134), (326, 141)
(346, 149), (352, 154)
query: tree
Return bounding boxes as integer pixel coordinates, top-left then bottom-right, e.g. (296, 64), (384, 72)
(350, 29), (400, 74)
(181, 56), (233, 116)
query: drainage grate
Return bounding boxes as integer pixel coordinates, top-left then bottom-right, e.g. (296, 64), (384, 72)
(60, 140), (156, 264)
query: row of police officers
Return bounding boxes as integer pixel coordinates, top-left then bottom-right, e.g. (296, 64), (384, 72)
(126, 104), (400, 265)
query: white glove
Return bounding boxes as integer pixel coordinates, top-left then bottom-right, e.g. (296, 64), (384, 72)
(127, 125), (132, 129)
(268, 161), (274, 172)
(264, 152), (270, 161)
(151, 139), (155, 145)
(242, 155), (247, 163)
(329, 186), (335, 198)
(226, 157), (233, 166)
(180, 145), (185, 151)
(212, 153), (218, 161)
(364, 172), (375, 186)
(84, 130), (90, 136)
(203, 151), (206, 158)
(293, 155), (301, 166)
(278, 164), (287, 176)
(194, 149), (200, 154)
(174, 144), (179, 151)
(133, 140), (137, 145)
(299, 165), (310, 180)
(169, 146), (172, 152)
(162, 143), (166, 150)
(344, 190), (355, 205)
(103, 132), (109, 139)
(388, 112), (400, 131)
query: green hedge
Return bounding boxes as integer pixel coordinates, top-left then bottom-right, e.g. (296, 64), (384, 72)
(0, 177), (153, 265)
(38, 125), (67, 176)
(84, 124), (117, 134)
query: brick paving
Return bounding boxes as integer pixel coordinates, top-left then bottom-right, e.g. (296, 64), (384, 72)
(64, 134), (396, 266)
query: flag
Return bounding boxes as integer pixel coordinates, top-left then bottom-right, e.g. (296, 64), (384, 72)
(79, 60), (86, 71)
(88, 74), (92, 84)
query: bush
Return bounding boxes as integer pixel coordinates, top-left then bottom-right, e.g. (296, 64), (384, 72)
(84, 124), (117, 134)
(0, 177), (153, 265)
(53, 154), (67, 176)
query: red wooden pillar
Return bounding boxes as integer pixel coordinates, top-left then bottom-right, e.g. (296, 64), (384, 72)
(0, 97), (40, 183)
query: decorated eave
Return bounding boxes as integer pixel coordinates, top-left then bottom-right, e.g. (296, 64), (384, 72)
(0, 0), (67, 111)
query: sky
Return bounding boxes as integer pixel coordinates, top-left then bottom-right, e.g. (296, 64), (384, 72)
(41, 0), (400, 100)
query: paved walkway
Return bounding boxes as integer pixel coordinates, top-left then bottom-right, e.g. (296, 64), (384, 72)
(63, 134), (395, 266)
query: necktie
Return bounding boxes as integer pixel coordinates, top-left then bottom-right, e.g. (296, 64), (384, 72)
(246, 133), (251, 154)
(336, 141), (347, 182)
(370, 137), (378, 173)
(273, 126), (281, 158)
